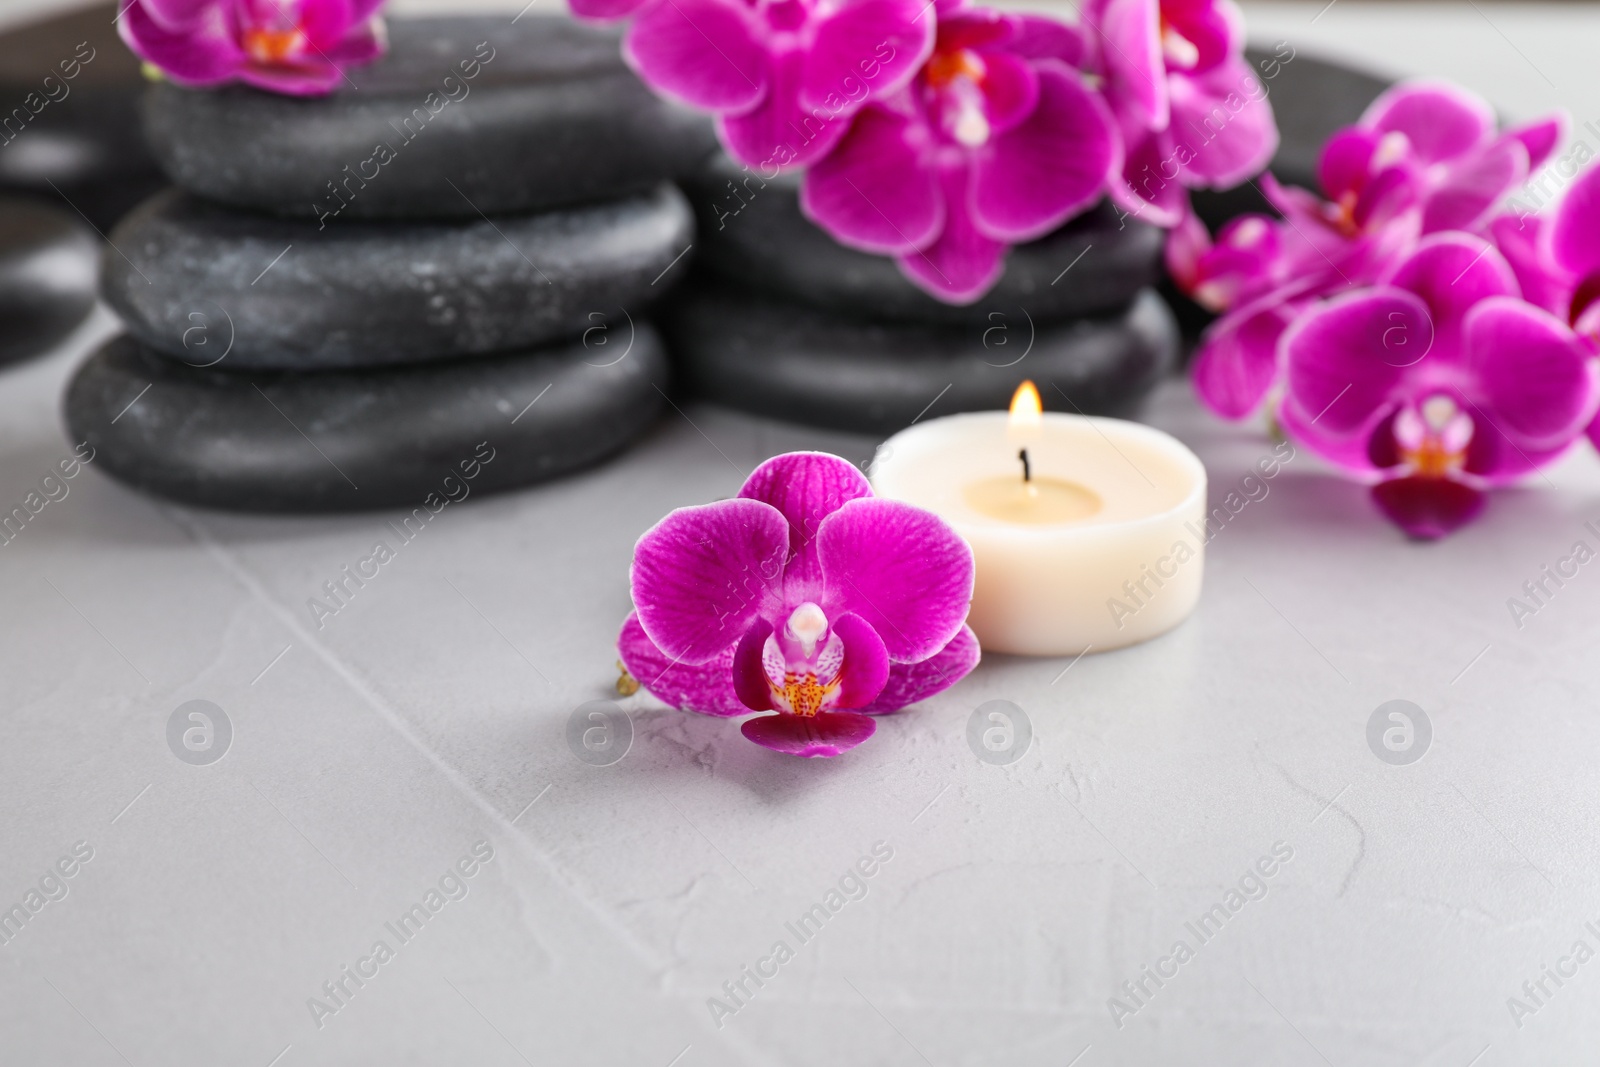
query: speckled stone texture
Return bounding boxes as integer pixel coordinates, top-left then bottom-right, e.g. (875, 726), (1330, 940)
(102, 185), (693, 370)
(684, 153), (1165, 326)
(65, 328), (669, 512)
(142, 14), (719, 220)
(666, 285), (1179, 434)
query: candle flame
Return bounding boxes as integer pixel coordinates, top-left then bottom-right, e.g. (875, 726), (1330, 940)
(1008, 380), (1042, 435)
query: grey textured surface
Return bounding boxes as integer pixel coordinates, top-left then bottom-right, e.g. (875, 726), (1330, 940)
(102, 185), (692, 369)
(7, 292), (1600, 1065)
(5, 2), (1600, 1065)
(63, 327), (668, 511)
(142, 14), (719, 219)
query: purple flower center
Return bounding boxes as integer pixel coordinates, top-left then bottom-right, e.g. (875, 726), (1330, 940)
(1392, 394), (1474, 479)
(761, 603), (845, 716)
(924, 47), (992, 148)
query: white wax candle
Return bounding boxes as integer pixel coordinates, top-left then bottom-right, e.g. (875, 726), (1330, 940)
(871, 406), (1207, 656)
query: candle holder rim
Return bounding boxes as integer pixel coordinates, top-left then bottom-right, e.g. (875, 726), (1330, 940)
(871, 410), (1208, 536)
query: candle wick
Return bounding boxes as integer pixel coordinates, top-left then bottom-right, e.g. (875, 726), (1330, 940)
(1018, 448), (1031, 483)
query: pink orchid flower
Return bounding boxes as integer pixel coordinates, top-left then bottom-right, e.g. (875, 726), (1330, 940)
(596, 0), (935, 171)
(1176, 80), (1562, 421)
(799, 6), (1118, 302)
(119, 0), (386, 96)
(1082, 0), (1277, 228)
(618, 452), (979, 758)
(1279, 234), (1598, 539)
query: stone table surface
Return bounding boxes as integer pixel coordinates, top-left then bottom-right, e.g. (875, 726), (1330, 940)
(7, 3), (1600, 1067)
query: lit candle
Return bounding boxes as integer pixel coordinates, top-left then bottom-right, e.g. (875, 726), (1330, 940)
(870, 381), (1207, 656)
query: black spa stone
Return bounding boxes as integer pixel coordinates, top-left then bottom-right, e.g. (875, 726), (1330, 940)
(664, 284), (1178, 435)
(102, 185), (693, 370)
(684, 153), (1164, 325)
(0, 4), (168, 230)
(0, 195), (96, 363)
(141, 14), (718, 221)
(65, 329), (668, 513)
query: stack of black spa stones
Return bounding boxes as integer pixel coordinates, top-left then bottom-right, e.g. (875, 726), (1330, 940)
(667, 152), (1180, 435)
(64, 14), (716, 512)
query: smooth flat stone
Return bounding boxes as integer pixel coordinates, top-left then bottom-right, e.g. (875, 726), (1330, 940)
(684, 153), (1164, 325)
(0, 4), (168, 229)
(65, 328), (668, 512)
(0, 195), (96, 363)
(142, 14), (718, 220)
(664, 283), (1178, 435)
(103, 185), (693, 370)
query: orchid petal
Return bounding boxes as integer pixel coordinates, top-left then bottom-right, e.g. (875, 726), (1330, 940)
(738, 451), (873, 596)
(1091, 0), (1167, 133)
(801, 104), (943, 254)
(740, 711), (877, 757)
(969, 62), (1115, 241)
(1192, 298), (1297, 420)
(897, 159), (1005, 302)
(1384, 234), (1517, 354)
(299, 0), (360, 50)
(1489, 213), (1570, 317)
(237, 61), (348, 95)
(1283, 288), (1430, 437)
(818, 498), (974, 663)
(631, 498), (788, 664)
(936, 7), (1016, 52)
(801, 0), (933, 111)
(570, 0), (654, 20)
(1422, 136), (1528, 234)
(1160, 0), (1239, 72)
(832, 612), (892, 708)
(1465, 296), (1598, 449)
(719, 48), (847, 169)
(1008, 13), (1087, 66)
(317, 16), (386, 65)
(1370, 476), (1485, 540)
(732, 618), (775, 711)
(1503, 114), (1565, 172)
(1548, 163), (1600, 278)
(119, 1), (243, 86)
(140, 0), (216, 31)
(1167, 58), (1278, 187)
(859, 625), (981, 714)
(1109, 128), (1189, 229)
(976, 51), (1039, 134)
(1363, 81), (1495, 164)
(624, 0), (766, 113)
(618, 612), (748, 717)
(1316, 127), (1380, 201)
